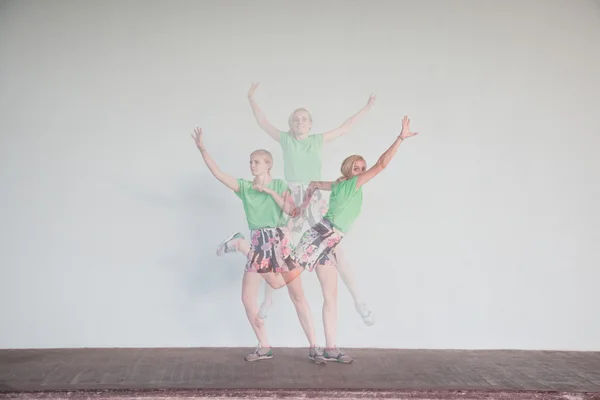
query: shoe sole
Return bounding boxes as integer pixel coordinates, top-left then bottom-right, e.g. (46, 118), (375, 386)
(324, 354), (354, 364)
(309, 356), (327, 365)
(245, 355), (273, 362)
(325, 358), (354, 364)
(359, 308), (375, 326)
(363, 317), (375, 326)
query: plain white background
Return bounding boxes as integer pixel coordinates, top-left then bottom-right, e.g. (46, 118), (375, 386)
(1, 0), (599, 350)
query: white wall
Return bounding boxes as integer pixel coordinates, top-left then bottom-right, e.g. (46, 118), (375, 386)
(1, 0), (599, 350)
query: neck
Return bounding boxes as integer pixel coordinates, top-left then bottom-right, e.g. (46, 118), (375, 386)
(253, 174), (272, 185)
(292, 131), (309, 140)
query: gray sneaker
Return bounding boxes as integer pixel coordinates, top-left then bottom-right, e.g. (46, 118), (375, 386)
(245, 345), (273, 362)
(309, 346), (326, 365)
(216, 232), (244, 256)
(323, 347), (353, 364)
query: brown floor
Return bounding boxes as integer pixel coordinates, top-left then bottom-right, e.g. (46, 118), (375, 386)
(1, 348), (600, 399)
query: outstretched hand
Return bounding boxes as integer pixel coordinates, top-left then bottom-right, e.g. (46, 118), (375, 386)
(191, 127), (205, 150)
(367, 93), (376, 108)
(399, 116), (419, 139)
(248, 82), (260, 99)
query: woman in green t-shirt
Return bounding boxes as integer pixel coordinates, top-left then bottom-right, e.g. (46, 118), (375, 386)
(216, 83), (377, 326)
(192, 127), (326, 364)
(289, 115), (419, 363)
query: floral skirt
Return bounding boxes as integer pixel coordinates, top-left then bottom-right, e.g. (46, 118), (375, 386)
(288, 218), (344, 272)
(245, 226), (297, 273)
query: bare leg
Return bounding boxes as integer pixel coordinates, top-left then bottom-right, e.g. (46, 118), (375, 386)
(241, 271), (270, 348)
(236, 238), (250, 255)
(334, 246), (374, 326)
(228, 238), (273, 318)
(316, 265), (338, 349)
(333, 246), (361, 302)
(285, 276), (318, 346)
(258, 282), (274, 319)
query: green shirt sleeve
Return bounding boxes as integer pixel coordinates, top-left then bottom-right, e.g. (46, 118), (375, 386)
(235, 179), (248, 199)
(310, 133), (324, 148)
(279, 131), (289, 147)
(338, 176), (359, 196)
(275, 179), (290, 196)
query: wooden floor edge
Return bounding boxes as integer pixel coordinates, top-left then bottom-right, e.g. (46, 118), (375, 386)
(1, 388), (599, 399)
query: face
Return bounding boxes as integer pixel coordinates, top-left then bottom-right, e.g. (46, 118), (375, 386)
(249, 154), (271, 176)
(290, 110), (312, 136)
(351, 159), (367, 176)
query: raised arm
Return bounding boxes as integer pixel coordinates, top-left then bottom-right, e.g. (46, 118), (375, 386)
(191, 127), (239, 192)
(322, 94), (376, 143)
(356, 115), (418, 189)
(308, 181), (334, 192)
(248, 82), (281, 142)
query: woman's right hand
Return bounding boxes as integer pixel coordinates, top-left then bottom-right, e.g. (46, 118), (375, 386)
(191, 127), (205, 151)
(248, 82), (260, 99)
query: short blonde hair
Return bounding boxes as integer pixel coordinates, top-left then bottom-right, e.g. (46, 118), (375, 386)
(250, 149), (274, 173)
(337, 155), (366, 183)
(288, 107), (313, 130)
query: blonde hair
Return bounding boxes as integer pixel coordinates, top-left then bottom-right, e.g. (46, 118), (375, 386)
(336, 155), (366, 183)
(250, 149), (274, 174)
(288, 107), (313, 130)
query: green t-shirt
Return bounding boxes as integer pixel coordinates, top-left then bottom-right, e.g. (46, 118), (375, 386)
(323, 176), (363, 233)
(279, 131), (323, 184)
(235, 178), (290, 230)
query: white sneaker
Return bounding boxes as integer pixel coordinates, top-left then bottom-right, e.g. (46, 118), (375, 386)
(216, 232), (244, 256)
(356, 302), (375, 326)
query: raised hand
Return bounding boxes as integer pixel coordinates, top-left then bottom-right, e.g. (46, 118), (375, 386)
(248, 82), (260, 99)
(191, 127), (205, 150)
(399, 116), (419, 139)
(367, 93), (376, 108)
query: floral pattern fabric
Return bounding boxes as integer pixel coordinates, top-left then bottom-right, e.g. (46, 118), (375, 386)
(288, 218), (344, 272)
(245, 227), (297, 273)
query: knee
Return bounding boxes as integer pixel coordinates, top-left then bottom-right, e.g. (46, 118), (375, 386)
(252, 314), (265, 328)
(287, 284), (306, 305)
(288, 292), (306, 305)
(241, 294), (255, 309)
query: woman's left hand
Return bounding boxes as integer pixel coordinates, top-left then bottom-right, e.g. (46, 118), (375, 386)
(399, 115), (419, 139)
